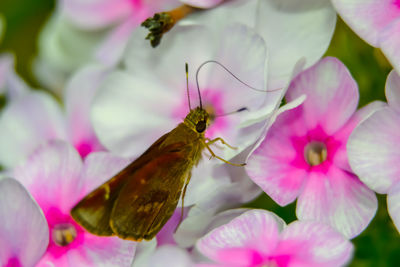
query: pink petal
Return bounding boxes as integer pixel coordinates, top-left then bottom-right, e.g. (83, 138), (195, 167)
(181, 0), (223, 8)
(0, 178), (49, 267)
(0, 91), (67, 169)
(246, 108), (309, 206)
(196, 210), (285, 262)
(62, 0), (133, 29)
(13, 140), (83, 214)
(296, 166), (377, 238)
(347, 107), (400, 193)
(256, 0), (336, 90)
(278, 221), (353, 266)
(385, 69), (400, 111)
(64, 65), (107, 157)
(90, 71), (177, 157)
(388, 181), (400, 233)
(332, 0), (400, 46)
(379, 18), (400, 72)
(286, 57), (359, 135)
(332, 101), (386, 172)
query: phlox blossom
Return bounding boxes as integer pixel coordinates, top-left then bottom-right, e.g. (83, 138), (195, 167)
(332, 0), (400, 71)
(10, 140), (136, 266)
(347, 70), (400, 233)
(246, 57), (380, 238)
(196, 209), (354, 267)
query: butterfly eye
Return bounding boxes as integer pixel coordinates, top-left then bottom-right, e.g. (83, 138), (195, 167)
(196, 120), (207, 133)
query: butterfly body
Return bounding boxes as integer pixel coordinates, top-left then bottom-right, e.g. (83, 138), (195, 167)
(71, 107), (209, 241)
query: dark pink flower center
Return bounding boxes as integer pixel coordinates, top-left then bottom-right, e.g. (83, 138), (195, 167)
(304, 141), (327, 166)
(394, 0), (400, 8)
(130, 0), (143, 9)
(76, 142), (94, 158)
(5, 257), (22, 267)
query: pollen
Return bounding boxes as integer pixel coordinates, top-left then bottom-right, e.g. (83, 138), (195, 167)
(52, 223), (77, 246)
(304, 141), (327, 166)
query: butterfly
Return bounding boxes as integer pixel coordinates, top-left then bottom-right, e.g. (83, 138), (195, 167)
(71, 62), (244, 241)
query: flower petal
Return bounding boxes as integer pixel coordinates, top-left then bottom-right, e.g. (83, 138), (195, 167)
(13, 140), (83, 214)
(181, 0), (223, 8)
(0, 91), (67, 169)
(388, 181), (400, 233)
(279, 221), (353, 266)
(331, 0), (400, 46)
(0, 54), (29, 100)
(147, 245), (193, 267)
(379, 18), (400, 72)
(286, 57), (359, 135)
(347, 107), (400, 193)
(61, 0), (133, 29)
(91, 70), (177, 157)
(256, 0), (336, 90)
(385, 69), (400, 111)
(332, 101), (386, 172)
(296, 166), (377, 238)
(64, 65), (107, 157)
(0, 178), (49, 267)
(196, 210), (285, 262)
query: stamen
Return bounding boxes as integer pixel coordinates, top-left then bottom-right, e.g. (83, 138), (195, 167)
(304, 141), (327, 166)
(52, 223), (77, 246)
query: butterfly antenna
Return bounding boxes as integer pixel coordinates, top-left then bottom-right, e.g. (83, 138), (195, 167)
(196, 60), (274, 94)
(215, 107), (249, 117)
(185, 63), (192, 111)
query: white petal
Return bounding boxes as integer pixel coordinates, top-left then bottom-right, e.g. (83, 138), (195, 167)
(147, 245), (193, 267)
(388, 181), (400, 233)
(91, 70), (177, 157)
(0, 178), (49, 267)
(348, 107), (400, 193)
(379, 18), (400, 72)
(181, 0), (223, 8)
(385, 69), (400, 111)
(0, 91), (67, 169)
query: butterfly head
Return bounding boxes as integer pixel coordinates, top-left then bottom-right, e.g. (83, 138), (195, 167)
(184, 107), (210, 134)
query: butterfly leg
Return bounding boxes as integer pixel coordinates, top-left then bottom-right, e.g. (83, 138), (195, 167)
(206, 137), (237, 150)
(204, 142), (245, 167)
(175, 172), (191, 233)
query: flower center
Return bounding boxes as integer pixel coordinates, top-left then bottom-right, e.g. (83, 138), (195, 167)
(304, 141), (327, 166)
(52, 223), (77, 247)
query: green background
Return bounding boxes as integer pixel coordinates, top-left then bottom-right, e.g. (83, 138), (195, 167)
(0, 1), (398, 266)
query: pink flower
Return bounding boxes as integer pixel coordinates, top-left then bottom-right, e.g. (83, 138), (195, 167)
(246, 57), (380, 238)
(347, 70), (400, 233)
(196, 209), (354, 267)
(0, 65), (105, 169)
(12, 140), (136, 266)
(0, 178), (48, 267)
(331, 0), (400, 71)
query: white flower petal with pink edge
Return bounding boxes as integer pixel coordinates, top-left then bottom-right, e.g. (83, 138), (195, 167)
(332, 101), (386, 173)
(388, 181), (400, 233)
(181, 0), (223, 8)
(278, 221), (353, 266)
(347, 107), (400, 194)
(196, 209), (353, 266)
(13, 141), (136, 266)
(296, 166), (377, 238)
(0, 178), (49, 267)
(286, 57), (359, 135)
(331, 0), (400, 46)
(379, 18), (400, 72)
(0, 91), (67, 169)
(64, 65), (107, 158)
(385, 70), (400, 111)
(197, 210), (284, 263)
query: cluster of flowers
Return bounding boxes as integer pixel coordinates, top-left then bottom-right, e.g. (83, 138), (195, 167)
(0, 0), (399, 266)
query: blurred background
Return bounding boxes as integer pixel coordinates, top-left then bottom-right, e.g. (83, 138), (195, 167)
(0, 1), (398, 266)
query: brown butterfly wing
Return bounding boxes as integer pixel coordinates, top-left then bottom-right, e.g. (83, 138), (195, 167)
(71, 132), (171, 236)
(109, 142), (195, 241)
